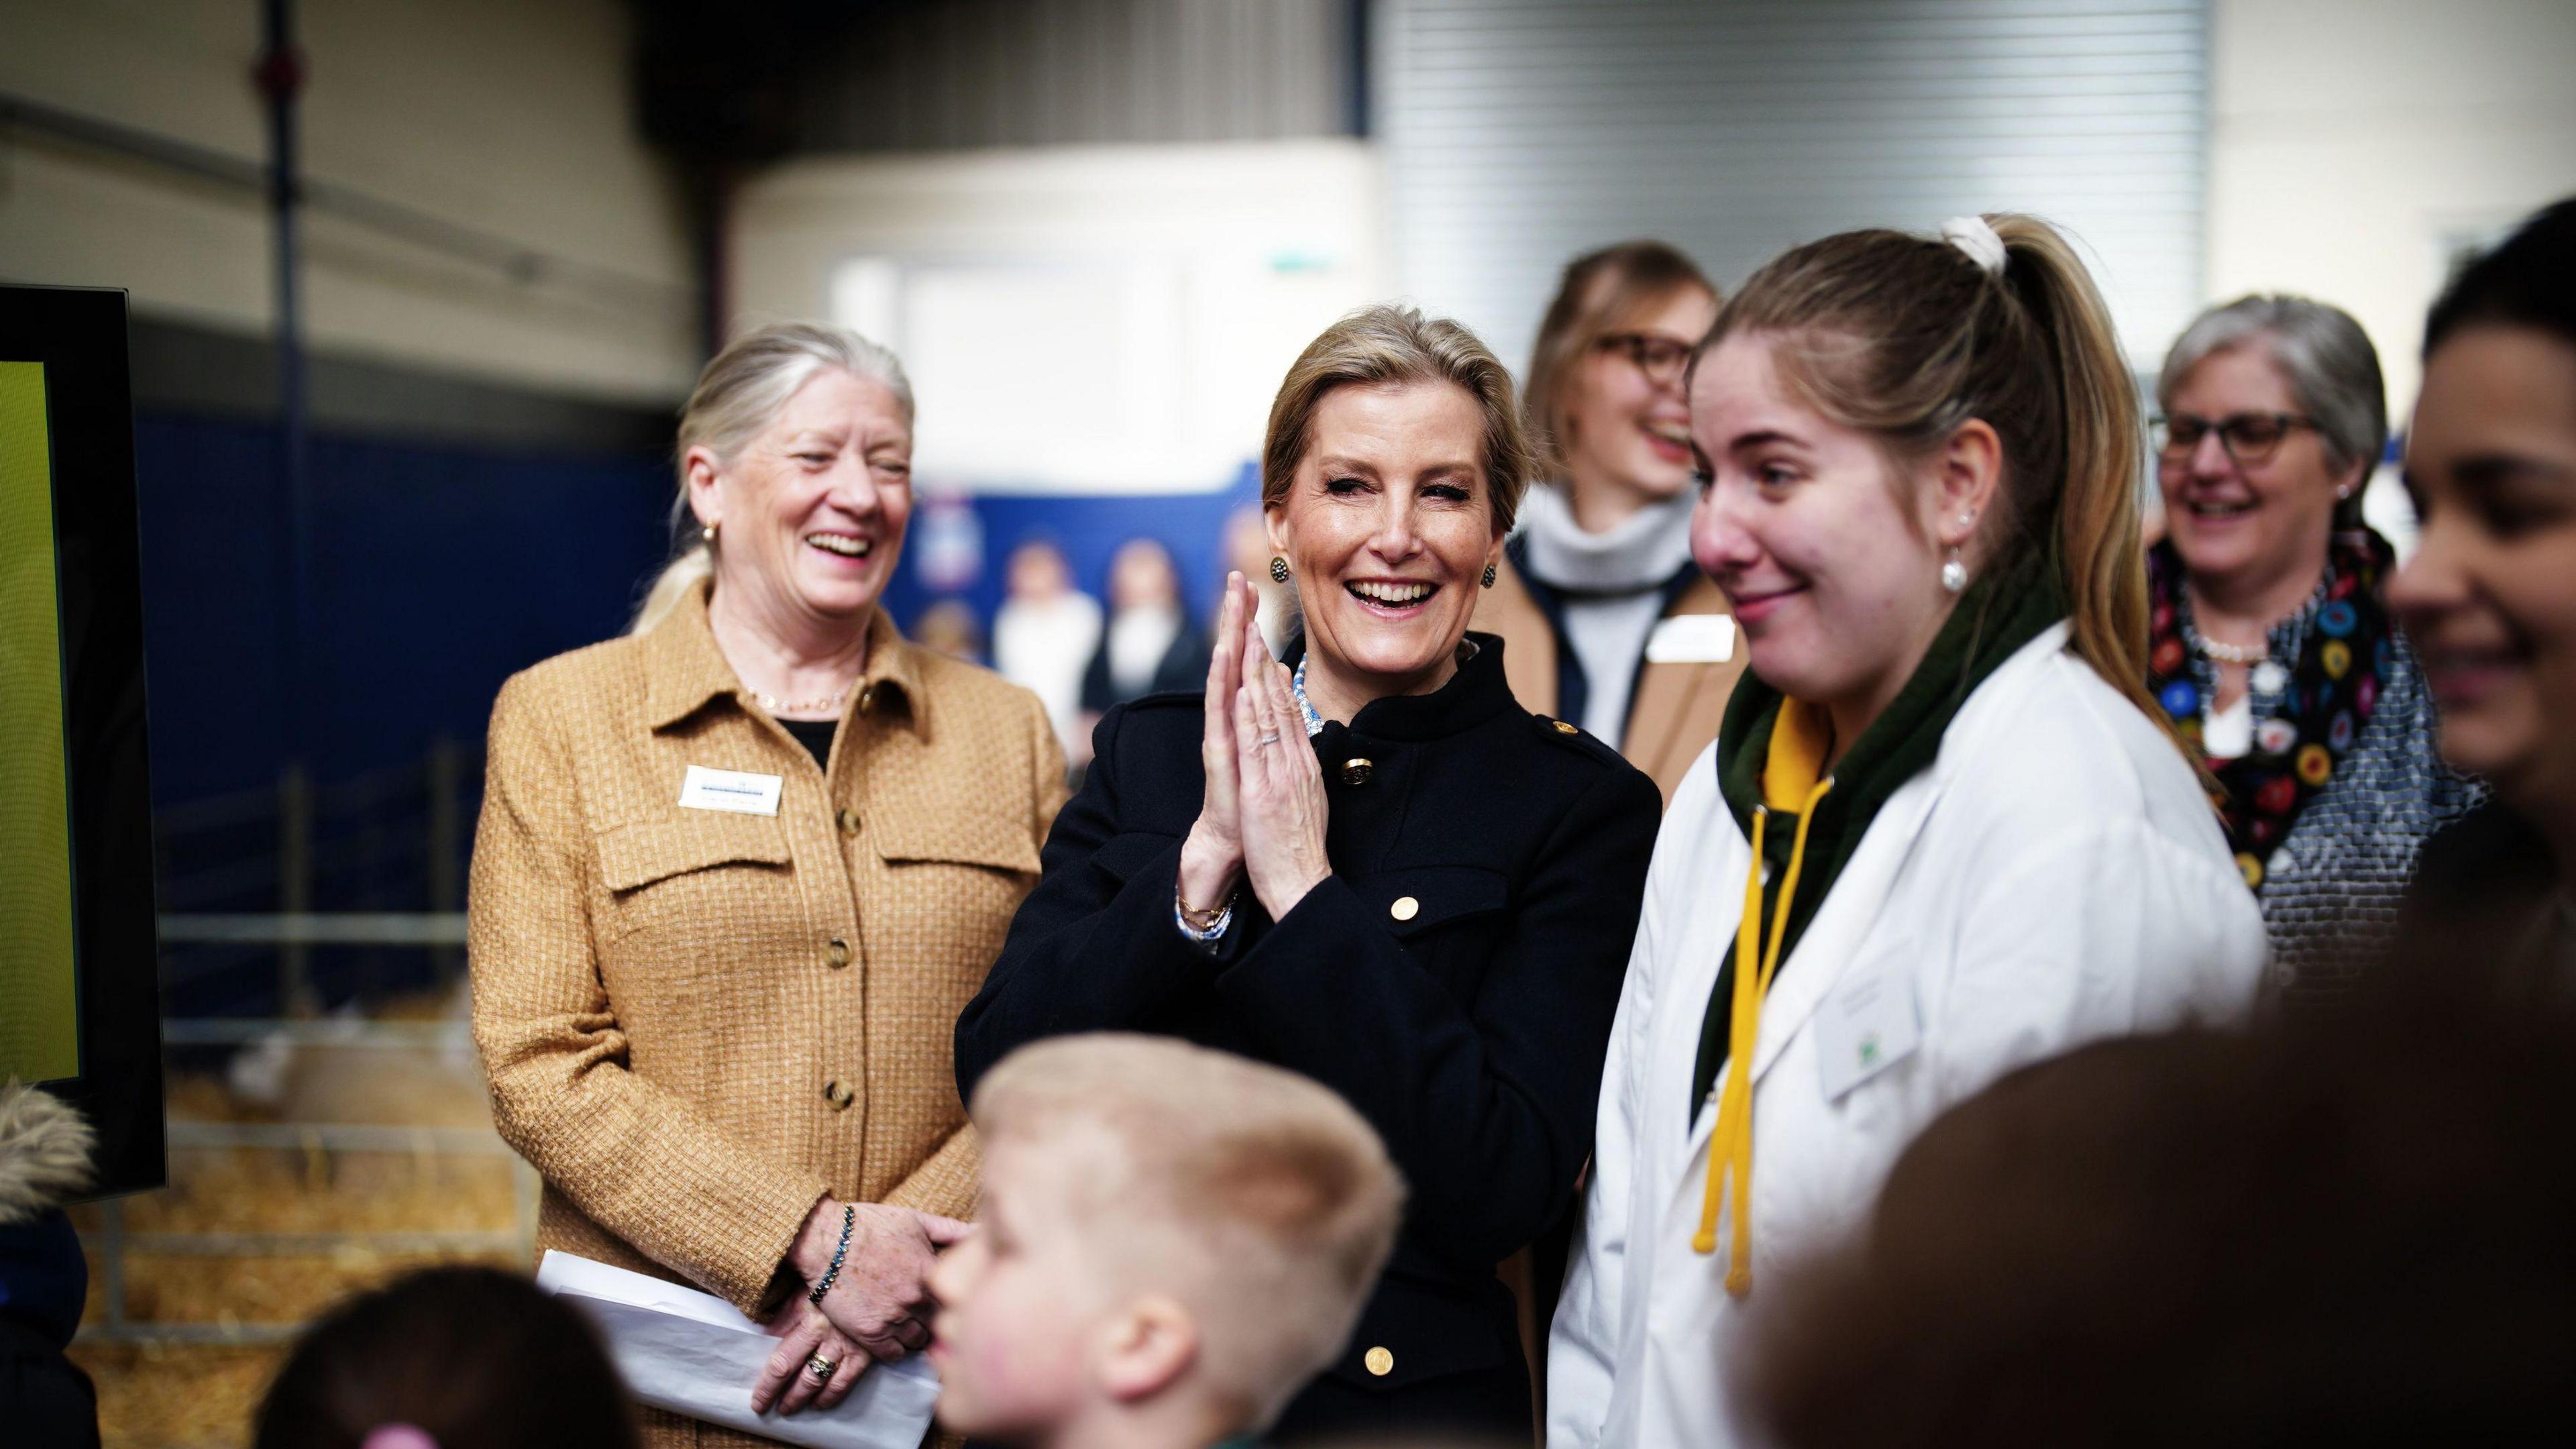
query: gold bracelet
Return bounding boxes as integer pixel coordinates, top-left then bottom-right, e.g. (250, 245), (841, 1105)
(1177, 883), (1234, 934)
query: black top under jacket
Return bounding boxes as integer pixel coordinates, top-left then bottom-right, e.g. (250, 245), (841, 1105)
(954, 633), (1661, 1440)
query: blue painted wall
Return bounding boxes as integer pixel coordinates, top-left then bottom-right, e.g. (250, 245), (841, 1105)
(133, 411), (670, 803)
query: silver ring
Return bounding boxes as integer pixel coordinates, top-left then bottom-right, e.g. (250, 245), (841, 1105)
(806, 1355), (837, 1381)
(1257, 732), (1281, 746)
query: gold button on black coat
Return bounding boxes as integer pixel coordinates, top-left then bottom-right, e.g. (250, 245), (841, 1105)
(960, 631), (1664, 1441)
(1340, 757), (1375, 786)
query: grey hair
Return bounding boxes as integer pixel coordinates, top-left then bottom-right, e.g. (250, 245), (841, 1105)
(2157, 295), (2385, 523)
(631, 322), (915, 635)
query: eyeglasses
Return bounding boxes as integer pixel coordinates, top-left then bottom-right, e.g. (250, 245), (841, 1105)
(1596, 331), (1695, 388)
(2153, 411), (2320, 467)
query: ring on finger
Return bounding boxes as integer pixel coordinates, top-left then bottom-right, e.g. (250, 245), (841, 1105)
(806, 1355), (838, 1381)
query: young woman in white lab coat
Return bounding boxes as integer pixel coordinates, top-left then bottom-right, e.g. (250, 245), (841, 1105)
(1546, 215), (2271, 1449)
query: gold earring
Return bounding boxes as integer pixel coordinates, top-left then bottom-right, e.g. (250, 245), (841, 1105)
(1481, 564), (1497, 588)
(1269, 556), (1291, 585)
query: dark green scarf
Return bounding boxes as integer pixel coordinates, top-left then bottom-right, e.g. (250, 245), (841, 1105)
(1688, 559), (2068, 1118)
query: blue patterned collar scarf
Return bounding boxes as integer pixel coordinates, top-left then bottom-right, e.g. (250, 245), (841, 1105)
(2145, 529), (2398, 888)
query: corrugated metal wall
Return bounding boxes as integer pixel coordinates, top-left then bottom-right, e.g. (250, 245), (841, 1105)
(1377, 0), (2208, 371)
(798, 0), (1358, 149)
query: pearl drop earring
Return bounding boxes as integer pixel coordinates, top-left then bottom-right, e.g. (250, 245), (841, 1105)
(1941, 547), (1968, 594)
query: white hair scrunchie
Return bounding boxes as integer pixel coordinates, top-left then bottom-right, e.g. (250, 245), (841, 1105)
(1940, 215), (2008, 278)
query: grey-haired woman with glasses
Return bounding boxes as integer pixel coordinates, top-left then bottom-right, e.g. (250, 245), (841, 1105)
(2145, 294), (2480, 995)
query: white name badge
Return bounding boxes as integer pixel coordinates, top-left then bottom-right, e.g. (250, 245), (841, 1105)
(1814, 967), (1922, 1102)
(1644, 614), (1736, 665)
(678, 765), (783, 816)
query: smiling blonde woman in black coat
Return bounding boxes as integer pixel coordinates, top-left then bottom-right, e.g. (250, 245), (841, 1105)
(953, 306), (1661, 1446)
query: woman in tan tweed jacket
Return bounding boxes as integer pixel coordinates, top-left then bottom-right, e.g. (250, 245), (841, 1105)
(470, 323), (1065, 1446)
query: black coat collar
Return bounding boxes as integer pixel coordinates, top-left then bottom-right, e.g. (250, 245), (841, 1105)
(1289, 631), (1520, 745)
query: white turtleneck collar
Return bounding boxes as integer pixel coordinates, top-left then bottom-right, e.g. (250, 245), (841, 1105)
(1515, 482), (1697, 594)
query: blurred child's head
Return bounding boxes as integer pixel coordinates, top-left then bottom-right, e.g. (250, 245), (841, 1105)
(932, 1034), (1403, 1446)
(254, 1266), (637, 1449)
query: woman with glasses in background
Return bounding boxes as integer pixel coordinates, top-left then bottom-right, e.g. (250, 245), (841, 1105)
(1476, 242), (1749, 802)
(2146, 297), (2479, 996)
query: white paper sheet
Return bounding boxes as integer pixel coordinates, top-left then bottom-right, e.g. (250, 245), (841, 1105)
(537, 1250), (941, 1449)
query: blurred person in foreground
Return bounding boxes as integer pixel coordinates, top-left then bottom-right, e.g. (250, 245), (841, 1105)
(1741, 960), (2576, 1448)
(2144, 295), (2477, 996)
(1478, 241), (1747, 800)
(1548, 216), (2267, 1449)
(471, 323), (1065, 1446)
(0, 1081), (97, 1449)
(928, 1034), (1403, 1449)
(957, 304), (1664, 1444)
(1078, 537), (1212, 753)
(995, 538), (1104, 757)
(254, 1266), (638, 1449)
(2390, 197), (2576, 995)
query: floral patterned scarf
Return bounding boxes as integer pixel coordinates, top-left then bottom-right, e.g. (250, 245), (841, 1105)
(2146, 529), (2397, 888)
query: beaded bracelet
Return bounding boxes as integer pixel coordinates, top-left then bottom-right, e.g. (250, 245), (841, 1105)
(808, 1204), (857, 1307)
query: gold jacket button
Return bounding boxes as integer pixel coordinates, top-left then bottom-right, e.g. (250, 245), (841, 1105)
(1552, 719), (1580, 736)
(1389, 896), (1419, 922)
(857, 684), (879, 714)
(1364, 1346), (1393, 1377)
(826, 936), (852, 968)
(1340, 757), (1374, 787)
(837, 806), (862, 836)
(822, 1079), (854, 1110)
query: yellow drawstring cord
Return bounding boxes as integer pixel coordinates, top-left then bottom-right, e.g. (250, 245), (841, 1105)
(1690, 775), (1833, 1298)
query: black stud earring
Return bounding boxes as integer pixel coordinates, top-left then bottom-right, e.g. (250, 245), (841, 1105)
(1269, 556), (1291, 585)
(1481, 564), (1497, 588)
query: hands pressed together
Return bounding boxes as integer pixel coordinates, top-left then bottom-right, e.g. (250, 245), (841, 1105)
(751, 1197), (971, 1417)
(750, 574), (1334, 1420)
(1179, 572), (1335, 927)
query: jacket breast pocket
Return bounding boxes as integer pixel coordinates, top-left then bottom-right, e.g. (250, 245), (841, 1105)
(871, 815), (1044, 975)
(1366, 865), (1513, 994)
(592, 814), (794, 951)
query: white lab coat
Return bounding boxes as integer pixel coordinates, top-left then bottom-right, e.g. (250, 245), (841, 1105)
(1546, 623), (2269, 1449)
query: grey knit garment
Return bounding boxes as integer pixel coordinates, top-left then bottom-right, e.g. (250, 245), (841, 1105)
(2257, 627), (2485, 998)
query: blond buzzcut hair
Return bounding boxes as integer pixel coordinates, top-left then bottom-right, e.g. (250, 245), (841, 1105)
(1260, 304), (1534, 537)
(971, 1035), (1404, 1426)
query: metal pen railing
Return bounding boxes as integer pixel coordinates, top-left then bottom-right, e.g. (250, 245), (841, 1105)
(82, 1012), (538, 1348)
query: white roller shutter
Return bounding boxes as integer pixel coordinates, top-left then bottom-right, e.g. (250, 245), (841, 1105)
(1376, 0), (2206, 373)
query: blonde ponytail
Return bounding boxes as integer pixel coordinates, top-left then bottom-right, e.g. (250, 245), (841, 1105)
(631, 539), (714, 636)
(1988, 216), (2161, 735)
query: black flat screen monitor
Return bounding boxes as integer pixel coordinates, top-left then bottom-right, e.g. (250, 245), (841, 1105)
(0, 284), (164, 1197)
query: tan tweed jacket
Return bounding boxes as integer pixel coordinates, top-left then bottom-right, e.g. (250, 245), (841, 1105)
(1472, 554), (1747, 806)
(470, 582), (1064, 1447)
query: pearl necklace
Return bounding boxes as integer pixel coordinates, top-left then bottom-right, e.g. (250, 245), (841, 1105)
(753, 685), (849, 716)
(2193, 635), (2268, 666)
